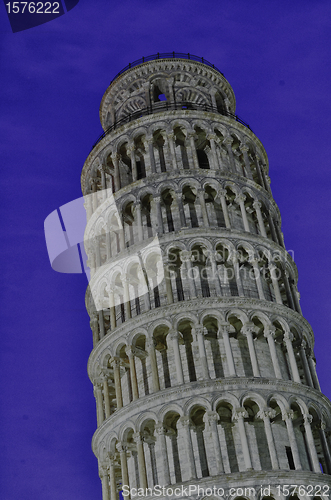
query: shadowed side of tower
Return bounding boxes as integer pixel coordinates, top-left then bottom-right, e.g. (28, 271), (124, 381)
(81, 54), (331, 500)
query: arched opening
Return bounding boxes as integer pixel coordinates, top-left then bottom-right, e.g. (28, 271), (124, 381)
(215, 243), (238, 297)
(228, 315), (252, 377)
(237, 246), (259, 299)
(174, 127), (189, 169)
(182, 186), (199, 228)
(191, 244), (211, 298)
(243, 399), (271, 470)
(204, 186), (225, 227)
(268, 399), (293, 470)
(216, 402), (239, 473)
(134, 335), (150, 396)
(190, 406), (209, 477)
(168, 248), (185, 302)
(119, 144), (133, 187)
(161, 188), (176, 233)
(215, 92), (226, 115)
(141, 194), (154, 239)
(203, 316), (224, 378)
(163, 412), (182, 483)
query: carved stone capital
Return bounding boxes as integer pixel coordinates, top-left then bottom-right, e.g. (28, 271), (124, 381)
(303, 413), (313, 425)
(282, 409), (294, 421)
(264, 325), (276, 338)
(232, 408), (249, 421)
(257, 407), (276, 420)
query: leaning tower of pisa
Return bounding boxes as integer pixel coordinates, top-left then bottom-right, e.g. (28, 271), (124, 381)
(81, 54), (331, 500)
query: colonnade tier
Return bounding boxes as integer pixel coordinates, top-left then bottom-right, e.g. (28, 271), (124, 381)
(87, 302), (319, 417)
(93, 381), (331, 495)
(99, 58), (237, 129)
(85, 230), (300, 336)
(81, 111), (270, 200)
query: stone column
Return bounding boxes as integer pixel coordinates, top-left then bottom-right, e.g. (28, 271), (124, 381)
(236, 194), (250, 232)
(233, 408), (252, 470)
(98, 311), (105, 340)
(108, 458), (117, 500)
(154, 196), (164, 235)
(100, 169), (107, 201)
(267, 213), (278, 242)
(209, 251), (223, 296)
(239, 145), (253, 179)
(133, 432), (148, 489)
(194, 326), (209, 379)
(290, 283), (302, 314)
(90, 314), (99, 346)
(146, 338), (160, 392)
(264, 326), (282, 379)
(218, 189), (231, 228)
(232, 254), (244, 297)
(146, 136), (156, 174)
(181, 251), (197, 299)
(198, 189), (210, 227)
(178, 417), (197, 479)
(307, 352), (321, 391)
(128, 144), (138, 182)
(112, 153), (121, 191)
(122, 278), (131, 320)
(117, 443), (130, 491)
(303, 413), (320, 473)
(133, 201), (143, 242)
(95, 238), (101, 268)
(84, 194), (93, 220)
(126, 347), (139, 400)
(269, 263), (283, 304)
(102, 375), (111, 419)
(107, 286), (116, 330)
(168, 330), (184, 384)
(94, 384), (104, 426)
(223, 137), (236, 174)
(111, 357), (123, 409)
(251, 259), (266, 300)
(206, 411), (224, 474)
(106, 229), (112, 261)
(253, 200), (267, 237)
(167, 132), (178, 172)
(241, 323), (260, 377)
(257, 408), (279, 469)
(207, 134), (218, 168)
(254, 157), (264, 187)
(99, 466), (110, 500)
(155, 424), (171, 485)
(283, 271), (295, 310)
(175, 190), (186, 227)
(218, 323), (236, 377)
(188, 132), (199, 169)
(282, 410), (302, 470)
(283, 331), (301, 383)
(299, 340), (314, 387)
(164, 261), (174, 304)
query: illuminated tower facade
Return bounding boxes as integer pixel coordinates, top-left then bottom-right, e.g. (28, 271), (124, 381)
(81, 54), (331, 500)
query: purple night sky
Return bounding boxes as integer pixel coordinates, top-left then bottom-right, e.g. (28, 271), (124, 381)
(1, 1), (331, 498)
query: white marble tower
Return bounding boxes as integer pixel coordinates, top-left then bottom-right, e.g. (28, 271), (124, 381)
(81, 54), (331, 500)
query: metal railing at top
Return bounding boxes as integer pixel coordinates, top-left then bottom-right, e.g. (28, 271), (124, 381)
(91, 100), (252, 151)
(109, 52), (224, 85)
